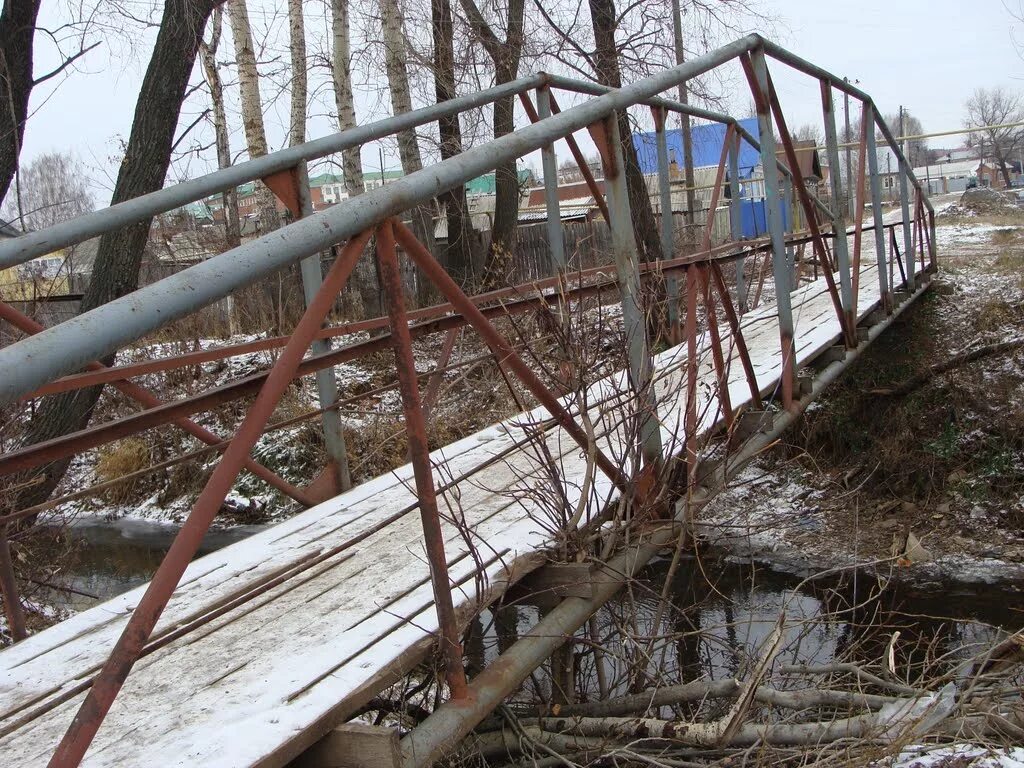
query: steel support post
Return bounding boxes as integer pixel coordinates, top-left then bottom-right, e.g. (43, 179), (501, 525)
(727, 130), (746, 313)
(537, 85), (567, 274)
(747, 49), (796, 410)
(375, 220), (468, 699)
(758, 63), (853, 347)
(820, 80), (855, 333)
(47, 230), (372, 768)
(783, 174), (796, 288)
(0, 529), (26, 642)
(544, 91), (612, 224)
(392, 220), (629, 490)
(602, 113), (663, 466)
(653, 106), (680, 340)
(898, 155), (915, 291)
(295, 162), (353, 493)
(850, 115), (869, 318)
(865, 108), (891, 313)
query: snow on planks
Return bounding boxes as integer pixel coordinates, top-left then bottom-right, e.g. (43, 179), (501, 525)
(0, 255), (925, 767)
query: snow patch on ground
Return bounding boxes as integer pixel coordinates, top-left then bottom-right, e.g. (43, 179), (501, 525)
(935, 223), (1020, 248)
(886, 744), (1024, 768)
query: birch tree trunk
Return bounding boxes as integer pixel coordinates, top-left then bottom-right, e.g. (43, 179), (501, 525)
(331, 0), (364, 197)
(226, 0), (281, 234)
(432, 0), (478, 285)
(380, 0), (437, 305)
(287, 0), (306, 147)
(331, 0), (385, 318)
(199, 7), (240, 248)
(228, 0), (305, 331)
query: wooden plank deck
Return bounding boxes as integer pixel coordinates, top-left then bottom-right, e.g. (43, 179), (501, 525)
(0, 254), (926, 767)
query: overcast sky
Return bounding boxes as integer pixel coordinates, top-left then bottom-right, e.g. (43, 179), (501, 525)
(14, 0), (1024, 203)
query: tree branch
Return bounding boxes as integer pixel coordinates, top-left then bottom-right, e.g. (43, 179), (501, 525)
(32, 41), (101, 86)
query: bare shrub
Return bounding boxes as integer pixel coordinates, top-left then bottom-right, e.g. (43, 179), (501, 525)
(93, 438), (152, 505)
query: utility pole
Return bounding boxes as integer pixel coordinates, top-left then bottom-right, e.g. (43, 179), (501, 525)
(671, 0), (697, 241)
(844, 77), (853, 218)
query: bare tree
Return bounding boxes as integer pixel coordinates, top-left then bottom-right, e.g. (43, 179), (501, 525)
(587, 0), (662, 261)
(964, 87), (1024, 187)
(379, 0), (437, 275)
(0, 1), (100, 203)
(792, 124), (823, 146)
(227, 0), (282, 233)
(0, 1), (43, 204)
(331, 0), (365, 197)
(1, 152), (93, 232)
(15, 0), (224, 511)
(288, 0), (307, 147)
(882, 110), (928, 169)
(432, 0), (480, 283)
(199, 7), (240, 247)
(458, 0), (526, 279)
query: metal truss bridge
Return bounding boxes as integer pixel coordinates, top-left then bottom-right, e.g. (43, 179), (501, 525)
(0, 35), (936, 768)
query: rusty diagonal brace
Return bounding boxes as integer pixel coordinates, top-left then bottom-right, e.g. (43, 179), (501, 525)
(757, 64), (856, 348)
(518, 89), (612, 226)
(47, 229), (372, 768)
(0, 302), (314, 508)
(375, 220), (469, 699)
(392, 219), (630, 492)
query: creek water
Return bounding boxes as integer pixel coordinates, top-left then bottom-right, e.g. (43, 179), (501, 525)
(52, 520), (1018, 692)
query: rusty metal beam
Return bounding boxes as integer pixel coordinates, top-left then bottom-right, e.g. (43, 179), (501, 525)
(376, 220), (468, 698)
(47, 229), (371, 768)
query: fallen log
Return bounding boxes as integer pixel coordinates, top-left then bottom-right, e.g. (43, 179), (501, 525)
(525, 679), (898, 719)
(871, 338), (1024, 397)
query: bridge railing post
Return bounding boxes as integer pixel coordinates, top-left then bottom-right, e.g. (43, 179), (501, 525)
(296, 163), (353, 493)
(864, 103), (892, 314)
(653, 105), (680, 342)
(727, 128), (746, 313)
(536, 84), (566, 276)
(48, 230), (374, 768)
(744, 48), (796, 410)
(821, 79), (856, 328)
(0, 529), (26, 643)
(263, 163), (353, 495)
(375, 219), (468, 700)
(596, 111), (663, 467)
(896, 137), (916, 292)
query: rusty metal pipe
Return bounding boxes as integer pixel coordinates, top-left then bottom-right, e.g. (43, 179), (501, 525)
(376, 220), (469, 698)
(0, 531), (26, 642)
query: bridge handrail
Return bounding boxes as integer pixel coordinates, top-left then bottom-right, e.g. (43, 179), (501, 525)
(0, 75), (546, 271)
(0, 34), (763, 406)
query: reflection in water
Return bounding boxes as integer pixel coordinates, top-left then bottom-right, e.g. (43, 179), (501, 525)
(54, 522), (1014, 702)
(471, 556), (1013, 705)
(51, 519), (264, 611)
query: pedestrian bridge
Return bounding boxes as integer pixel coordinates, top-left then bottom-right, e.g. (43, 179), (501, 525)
(0, 35), (936, 768)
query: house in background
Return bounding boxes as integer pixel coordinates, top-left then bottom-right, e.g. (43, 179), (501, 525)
(632, 117), (763, 209)
(520, 179), (607, 224)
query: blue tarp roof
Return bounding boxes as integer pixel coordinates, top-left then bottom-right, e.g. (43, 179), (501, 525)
(632, 117), (761, 178)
